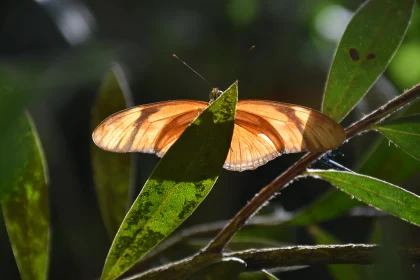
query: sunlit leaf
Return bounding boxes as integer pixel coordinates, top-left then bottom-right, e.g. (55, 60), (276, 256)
(307, 225), (359, 280)
(1, 112), (49, 280)
(322, 0), (415, 122)
(261, 269), (279, 280)
(187, 257), (246, 280)
(307, 170), (420, 227)
(101, 82), (238, 280)
(375, 114), (420, 161)
(91, 65), (134, 237)
(357, 138), (420, 185)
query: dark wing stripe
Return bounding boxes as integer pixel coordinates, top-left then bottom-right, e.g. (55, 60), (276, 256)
(92, 100), (208, 154)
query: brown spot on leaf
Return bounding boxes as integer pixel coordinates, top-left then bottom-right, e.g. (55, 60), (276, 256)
(349, 48), (360, 61)
(366, 53), (376, 60)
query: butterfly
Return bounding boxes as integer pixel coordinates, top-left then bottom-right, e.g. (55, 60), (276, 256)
(92, 87), (345, 171)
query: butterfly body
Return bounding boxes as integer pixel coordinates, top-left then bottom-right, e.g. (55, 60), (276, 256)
(93, 97), (345, 172)
(209, 88), (223, 103)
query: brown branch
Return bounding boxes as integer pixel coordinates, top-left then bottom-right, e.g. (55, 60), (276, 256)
(230, 245), (420, 269)
(203, 84), (420, 254)
(125, 245), (420, 279)
(130, 212), (290, 272)
(345, 84), (420, 138)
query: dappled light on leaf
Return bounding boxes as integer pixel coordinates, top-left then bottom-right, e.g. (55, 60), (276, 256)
(1, 112), (49, 280)
(100, 82), (238, 280)
(91, 65), (134, 237)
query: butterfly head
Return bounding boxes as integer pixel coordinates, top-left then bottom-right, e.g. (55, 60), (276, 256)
(209, 88), (223, 104)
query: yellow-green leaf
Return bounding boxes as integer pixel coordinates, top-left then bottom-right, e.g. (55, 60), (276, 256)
(307, 170), (420, 227)
(322, 0), (415, 122)
(375, 114), (420, 161)
(101, 81), (238, 280)
(91, 65), (134, 237)
(261, 269), (279, 280)
(1, 112), (49, 280)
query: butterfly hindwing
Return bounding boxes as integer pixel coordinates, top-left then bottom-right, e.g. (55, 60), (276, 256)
(223, 100), (345, 171)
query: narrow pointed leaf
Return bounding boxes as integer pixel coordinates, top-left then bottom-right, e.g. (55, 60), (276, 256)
(187, 257), (246, 280)
(91, 65), (134, 237)
(322, 0), (415, 122)
(261, 269), (280, 280)
(375, 114), (420, 161)
(307, 225), (359, 280)
(101, 82), (238, 280)
(1, 112), (49, 280)
(307, 170), (420, 226)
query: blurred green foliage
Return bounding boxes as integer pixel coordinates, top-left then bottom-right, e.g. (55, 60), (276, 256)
(1, 113), (49, 280)
(91, 66), (133, 238)
(1, 0), (420, 280)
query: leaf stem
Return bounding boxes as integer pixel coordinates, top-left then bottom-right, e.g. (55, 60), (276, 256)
(203, 84), (420, 254)
(126, 245), (420, 279)
(126, 213), (291, 274)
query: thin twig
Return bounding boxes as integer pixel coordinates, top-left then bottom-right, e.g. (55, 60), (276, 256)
(203, 84), (420, 254)
(127, 211), (292, 273)
(125, 245), (420, 279)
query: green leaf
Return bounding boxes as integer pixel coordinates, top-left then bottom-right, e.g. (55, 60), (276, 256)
(91, 65), (134, 237)
(322, 0), (415, 122)
(187, 257), (246, 280)
(307, 225), (359, 280)
(375, 114), (420, 161)
(261, 269), (279, 280)
(357, 137), (420, 185)
(307, 170), (420, 227)
(101, 81), (238, 280)
(1, 112), (49, 280)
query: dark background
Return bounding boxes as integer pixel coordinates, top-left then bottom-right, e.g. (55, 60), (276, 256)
(1, 0), (420, 279)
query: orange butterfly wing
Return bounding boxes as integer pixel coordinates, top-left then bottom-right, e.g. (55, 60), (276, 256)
(223, 100), (345, 171)
(93, 99), (345, 172)
(92, 100), (207, 155)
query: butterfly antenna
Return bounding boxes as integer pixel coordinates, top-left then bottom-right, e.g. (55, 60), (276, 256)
(172, 54), (213, 89)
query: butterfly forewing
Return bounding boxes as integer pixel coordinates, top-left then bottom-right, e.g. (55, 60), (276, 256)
(92, 100), (207, 154)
